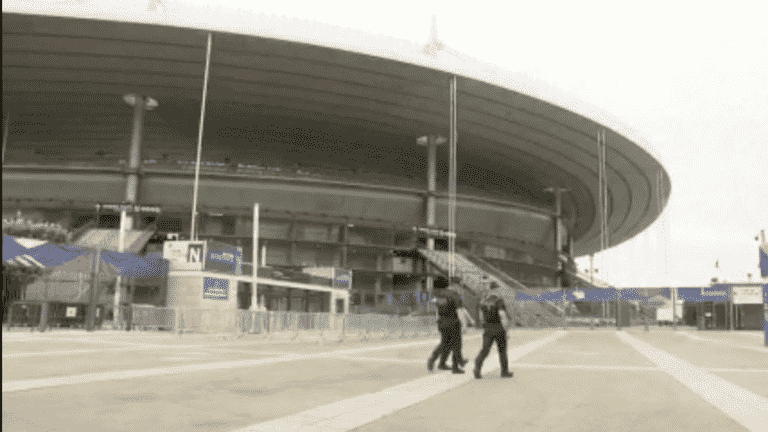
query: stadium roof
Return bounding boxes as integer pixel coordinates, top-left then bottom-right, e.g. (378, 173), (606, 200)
(1, 5), (671, 257)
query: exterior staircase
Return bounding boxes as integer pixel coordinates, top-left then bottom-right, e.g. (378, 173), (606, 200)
(419, 249), (565, 326)
(75, 228), (155, 253)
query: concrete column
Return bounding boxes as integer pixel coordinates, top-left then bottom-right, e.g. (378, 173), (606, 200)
(123, 94), (156, 230)
(419, 134), (445, 302)
(113, 95), (155, 329)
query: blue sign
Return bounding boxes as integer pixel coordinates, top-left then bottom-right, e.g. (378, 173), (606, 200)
(203, 277), (229, 300)
(677, 286), (731, 303)
(205, 241), (242, 276)
(334, 269), (352, 290)
(763, 285), (767, 345)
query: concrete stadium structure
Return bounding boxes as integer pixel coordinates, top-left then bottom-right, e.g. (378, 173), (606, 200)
(2, 8), (671, 314)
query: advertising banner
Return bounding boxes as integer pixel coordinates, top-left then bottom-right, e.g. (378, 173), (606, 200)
(163, 241), (206, 271)
(677, 286), (730, 303)
(205, 240), (242, 276)
(203, 277), (229, 300)
(733, 286), (763, 304)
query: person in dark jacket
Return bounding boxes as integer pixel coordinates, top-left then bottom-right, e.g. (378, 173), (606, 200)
(435, 279), (474, 370)
(427, 277), (473, 374)
(474, 281), (514, 379)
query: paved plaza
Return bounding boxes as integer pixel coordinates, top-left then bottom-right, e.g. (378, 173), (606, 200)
(2, 327), (767, 432)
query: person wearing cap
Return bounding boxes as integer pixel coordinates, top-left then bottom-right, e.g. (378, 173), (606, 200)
(474, 281), (514, 379)
(428, 276), (472, 374)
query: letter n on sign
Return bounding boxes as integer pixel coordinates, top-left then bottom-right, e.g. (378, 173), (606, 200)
(188, 244), (203, 263)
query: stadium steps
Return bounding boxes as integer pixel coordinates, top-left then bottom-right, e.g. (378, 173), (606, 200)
(419, 249), (546, 325)
(463, 254), (565, 320)
(75, 228), (155, 253)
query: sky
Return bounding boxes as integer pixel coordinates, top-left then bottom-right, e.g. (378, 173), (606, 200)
(5, 0), (768, 287)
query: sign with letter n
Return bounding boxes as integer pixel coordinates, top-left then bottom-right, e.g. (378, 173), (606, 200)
(164, 241), (206, 271)
(203, 277), (229, 300)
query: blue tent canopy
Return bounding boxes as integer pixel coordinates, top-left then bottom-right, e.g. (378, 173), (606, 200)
(3, 236), (39, 268)
(3, 235), (168, 278)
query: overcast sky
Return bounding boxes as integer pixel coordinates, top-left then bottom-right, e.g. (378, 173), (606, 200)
(6, 0), (768, 287)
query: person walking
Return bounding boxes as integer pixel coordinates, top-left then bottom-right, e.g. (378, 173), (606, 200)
(435, 278), (475, 370)
(428, 277), (472, 374)
(474, 281), (514, 379)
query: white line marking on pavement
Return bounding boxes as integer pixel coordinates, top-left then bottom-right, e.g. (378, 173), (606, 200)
(1, 334), (485, 393)
(328, 358), (768, 374)
(617, 332), (768, 432)
(2, 345), (291, 359)
(676, 332), (768, 353)
(547, 350), (600, 355)
(331, 357), (662, 371)
(228, 331), (567, 432)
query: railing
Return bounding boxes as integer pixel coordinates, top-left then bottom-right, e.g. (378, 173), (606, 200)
(127, 306), (447, 342)
(3, 302), (632, 334)
(465, 255), (529, 291)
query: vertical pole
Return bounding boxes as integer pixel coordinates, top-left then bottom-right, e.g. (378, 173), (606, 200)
(598, 131), (604, 253)
(644, 288), (649, 331)
(698, 287), (703, 330)
(251, 203), (259, 313)
(425, 134), (437, 303)
(87, 249), (102, 332)
(762, 284), (767, 347)
(448, 75), (457, 282)
(602, 130), (609, 250)
(730, 294), (735, 331)
(114, 208), (128, 329)
(190, 32), (213, 241)
(672, 286), (678, 330)
(555, 191), (566, 330)
(2, 111), (10, 165)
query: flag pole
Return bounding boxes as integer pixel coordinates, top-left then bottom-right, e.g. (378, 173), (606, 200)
(190, 32), (213, 241)
(448, 75), (457, 283)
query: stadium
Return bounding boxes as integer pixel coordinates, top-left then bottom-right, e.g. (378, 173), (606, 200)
(2, 8), (671, 325)
(3, 6), (768, 432)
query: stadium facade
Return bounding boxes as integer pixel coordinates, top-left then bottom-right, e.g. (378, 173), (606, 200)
(2, 8), (671, 315)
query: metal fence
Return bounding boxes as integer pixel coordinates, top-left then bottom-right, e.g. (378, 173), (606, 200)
(119, 306), (445, 342)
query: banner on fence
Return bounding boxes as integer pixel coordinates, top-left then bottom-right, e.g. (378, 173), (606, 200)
(203, 277), (229, 300)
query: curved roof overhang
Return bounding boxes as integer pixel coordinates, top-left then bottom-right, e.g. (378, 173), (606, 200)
(1, 5), (671, 257)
